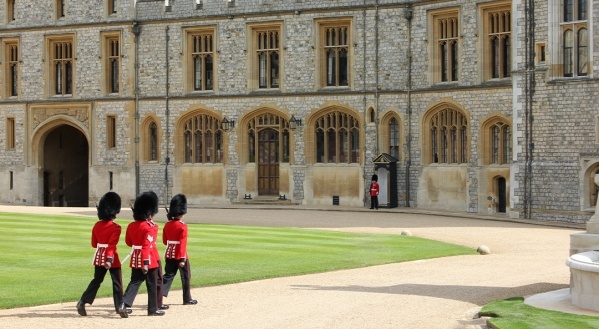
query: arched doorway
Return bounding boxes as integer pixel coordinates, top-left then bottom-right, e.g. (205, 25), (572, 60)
(496, 177), (507, 213)
(258, 128), (280, 195)
(43, 124), (89, 206)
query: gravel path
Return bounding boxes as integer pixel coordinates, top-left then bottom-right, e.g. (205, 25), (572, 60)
(0, 205), (584, 328)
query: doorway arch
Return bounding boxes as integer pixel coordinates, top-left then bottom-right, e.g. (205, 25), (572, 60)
(32, 119), (90, 207)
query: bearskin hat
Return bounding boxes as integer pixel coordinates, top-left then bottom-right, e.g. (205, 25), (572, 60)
(167, 194), (187, 220)
(132, 191), (159, 221)
(372, 174), (378, 182)
(97, 191), (121, 220)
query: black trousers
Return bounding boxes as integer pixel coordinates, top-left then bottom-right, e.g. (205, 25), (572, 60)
(370, 196), (379, 209)
(80, 266), (123, 311)
(122, 267), (160, 313)
(162, 258), (193, 303)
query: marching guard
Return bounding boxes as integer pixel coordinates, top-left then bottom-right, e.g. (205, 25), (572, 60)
(77, 191), (128, 317)
(162, 194), (197, 305)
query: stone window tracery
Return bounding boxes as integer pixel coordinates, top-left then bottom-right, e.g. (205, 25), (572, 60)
(425, 107), (468, 164)
(182, 113), (223, 164)
(314, 110), (359, 164)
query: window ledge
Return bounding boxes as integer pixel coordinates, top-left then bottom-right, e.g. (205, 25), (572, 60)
(481, 79), (512, 87)
(317, 86), (352, 93)
(249, 89), (282, 96)
(547, 76), (594, 85)
(186, 90), (215, 97)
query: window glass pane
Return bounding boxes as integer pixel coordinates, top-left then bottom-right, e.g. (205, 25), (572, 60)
(282, 130), (289, 163)
(339, 49), (348, 86)
(194, 131), (202, 163)
(326, 50), (336, 86)
(205, 132), (213, 163)
(578, 28), (588, 76)
(249, 130), (255, 163)
(270, 52), (279, 88)
(194, 57), (202, 90)
(327, 130), (336, 163)
(563, 30), (573, 77)
(351, 129), (359, 163)
(316, 130), (324, 163)
(492, 125), (499, 163)
(205, 55), (213, 90)
(564, 0), (573, 21)
(339, 129), (348, 163)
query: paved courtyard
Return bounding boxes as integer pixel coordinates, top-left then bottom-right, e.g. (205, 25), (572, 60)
(0, 204), (590, 328)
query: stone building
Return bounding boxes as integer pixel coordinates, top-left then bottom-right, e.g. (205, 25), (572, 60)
(0, 0), (594, 223)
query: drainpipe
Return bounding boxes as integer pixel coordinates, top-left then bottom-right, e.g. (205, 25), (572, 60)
(374, 0), (380, 155)
(132, 21), (141, 197)
(362, 0), (368, 206)
(404, 5), (413, 207)
(523, 0), (535, 219)
(165, 26), (171, 204)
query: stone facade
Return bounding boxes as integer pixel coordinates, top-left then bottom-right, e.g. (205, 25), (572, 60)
(0, 0), (595, 223)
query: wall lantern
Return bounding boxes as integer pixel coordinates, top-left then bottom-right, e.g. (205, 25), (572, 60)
(221, 117), (235, 132)
(289, 115), (302, 130)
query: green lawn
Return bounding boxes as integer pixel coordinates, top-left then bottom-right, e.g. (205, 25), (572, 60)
(480, 297), (599, 329)
(0, 211), (475, 309)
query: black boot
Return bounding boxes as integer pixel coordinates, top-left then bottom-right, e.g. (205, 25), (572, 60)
(148, 310), (165, 316)
(76, 300), (87, 316)
(117, 303), (129, 318)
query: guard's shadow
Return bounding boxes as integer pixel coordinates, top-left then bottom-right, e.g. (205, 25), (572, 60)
(291, 282), (568, 305)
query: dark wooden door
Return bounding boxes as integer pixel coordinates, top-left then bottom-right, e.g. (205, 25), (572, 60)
(258, 128), (279, 195)
(497, 177), (506, 213)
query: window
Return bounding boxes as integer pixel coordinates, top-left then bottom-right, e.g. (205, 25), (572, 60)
(103, 33), (120, 94)
(246, 113), (290, 163)
(149, 122), (158, 161)
(490, 122), (512, 164)
(185, 27), (214, 92)
(388, 117), (400, 159)
(107, 116), (116, 149)
(6, 117), (15, 150)
(143, 118), (160, 162)
(108, 0), (117, 15)
(318, 20), (351, 88)
(314, 110), (360, 164)
(431, 9), (459, 82)
(426, 107), (468, 164)
(482, 4), (511, 79)
(562, 0), (588, 77)
(6, 0), (15, 22)
(48, 36), (74, 96)
(56, 0), (65, 18)
(4, 39), (19, 97)
(182, 113), (224, 164)
(9, 171), (13, 190)
(250, 25), (280, 90)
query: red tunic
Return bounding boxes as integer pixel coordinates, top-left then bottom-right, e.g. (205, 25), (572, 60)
(125, 220), (158, 269)
(162, 219), (188, 261)
(370, 181), (380, 197)
(91, 220), (122, 267)
(149, 220), (161, 264)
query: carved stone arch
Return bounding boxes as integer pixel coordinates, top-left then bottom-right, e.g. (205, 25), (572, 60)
(380, 111), (402, 161)
(31, 115), (90, 207)
(238, 107), (291, 165)
(175, 108), (226, 165)
(480, 114), (512, 165)
(421, 102), (470, 165)
(30, 115), (90, 167)
(306, 105), (363, 164)
(141, 115), (161, 163)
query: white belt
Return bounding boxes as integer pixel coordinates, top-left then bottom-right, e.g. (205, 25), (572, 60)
(97, 243), (109, 248)
(167, 240), (180, 245)
(132, 245), (142, 250)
